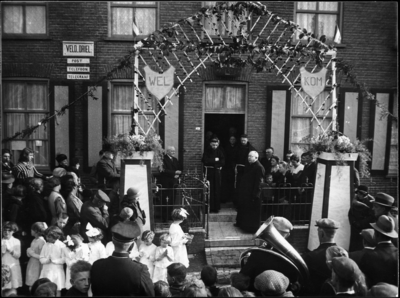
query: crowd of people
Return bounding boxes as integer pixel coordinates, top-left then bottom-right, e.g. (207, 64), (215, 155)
(2, 136), (399, 297)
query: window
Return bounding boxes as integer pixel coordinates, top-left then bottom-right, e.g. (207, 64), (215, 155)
(2, 2), (47, 37)
(2, 80), (50, 168)
(203, 1), (249, 38)
(110, 1), (157, 38)
(295, 2), (341, 42)
(110, 82), (159, 135)
(290, 90), (333, 151)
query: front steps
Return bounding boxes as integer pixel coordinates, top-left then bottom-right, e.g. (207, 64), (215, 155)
(205, 203), (262, 268)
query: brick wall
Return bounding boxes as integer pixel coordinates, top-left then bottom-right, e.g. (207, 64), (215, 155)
(2, 1), (397, 187)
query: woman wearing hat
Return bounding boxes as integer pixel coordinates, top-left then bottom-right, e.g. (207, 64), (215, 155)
(202, 136), (225, 213)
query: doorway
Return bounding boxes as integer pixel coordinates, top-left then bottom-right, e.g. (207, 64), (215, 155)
(204, 113), (245, 150)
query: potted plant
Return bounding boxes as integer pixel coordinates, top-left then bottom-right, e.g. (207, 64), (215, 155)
(103, 131), (165, 172)
(302, 130), (372, 178)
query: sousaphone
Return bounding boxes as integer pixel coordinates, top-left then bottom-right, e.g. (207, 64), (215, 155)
(239, 216), (309, 286)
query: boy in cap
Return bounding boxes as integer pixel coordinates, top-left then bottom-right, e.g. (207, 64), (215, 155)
(331, 256), (367, 296)
(349, 229), (375, 264)
(301, 218), (340, 296)
(80, 189), (110, 243)
(359, 215), (398, 287)
(254, 270), (293, 297)
(90, 221), (154, 296)
(348, 185), (375, 251)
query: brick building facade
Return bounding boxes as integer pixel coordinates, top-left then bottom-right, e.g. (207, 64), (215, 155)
(1, 1), (398, 197)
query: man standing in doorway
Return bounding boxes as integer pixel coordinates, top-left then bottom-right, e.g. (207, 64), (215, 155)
(233, 134), (256, 208)
(235, 151), (265, 232)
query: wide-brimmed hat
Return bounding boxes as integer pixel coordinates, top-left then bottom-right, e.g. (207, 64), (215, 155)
(373, 193), (394, 207)
(370, 215), (398, 238)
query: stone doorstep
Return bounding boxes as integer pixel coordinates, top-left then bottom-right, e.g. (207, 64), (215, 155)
(205, 246), (250, 268)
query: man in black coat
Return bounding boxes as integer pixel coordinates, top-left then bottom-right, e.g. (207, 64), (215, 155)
(348, 228), (376, 265)
(301, 218), (340, 296)
(202, 137), (225, 213)
(91, 221), (155, 296)
(358, 215), (398, 287)
(235, 151), (265, 232)
(159, 146), (181, 221)
(96, 144), (120, 189)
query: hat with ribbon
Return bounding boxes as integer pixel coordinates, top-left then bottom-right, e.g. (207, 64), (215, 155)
(315, 218), (340, 229)
(373, 193), (394, 208)
(85, 222), (100, 238)
(370, 215), (398, 238)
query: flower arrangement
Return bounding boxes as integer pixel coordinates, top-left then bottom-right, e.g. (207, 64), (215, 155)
(103, 131), (165, 171)
(301, 130), (372, 178)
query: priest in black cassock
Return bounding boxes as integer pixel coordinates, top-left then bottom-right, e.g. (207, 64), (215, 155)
(235, 151), (265, 233)
(202, 137), (225, 213)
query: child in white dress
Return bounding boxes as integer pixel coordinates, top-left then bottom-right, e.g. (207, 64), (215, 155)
(1, 221), (23, 295)
(169, 208), (193, 268)
(62, 234), (90, 290)
(39, 226), (66, 296)
(26, 222), (47, 291)
(138, 230), (157, 278)
(152, 233), (174, 283)
(85, 223), (107, 264)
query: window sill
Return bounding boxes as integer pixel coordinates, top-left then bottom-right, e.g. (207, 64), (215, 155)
(2, 35), (51, 40)
(103, 36), (147, 42)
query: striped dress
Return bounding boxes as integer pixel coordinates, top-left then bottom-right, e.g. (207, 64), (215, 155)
(12, 162), (44, 181)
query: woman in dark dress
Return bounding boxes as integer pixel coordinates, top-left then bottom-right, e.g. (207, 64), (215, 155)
(202, 137), (225, 213)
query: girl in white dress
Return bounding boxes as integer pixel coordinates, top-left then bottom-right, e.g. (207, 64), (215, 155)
(138, 230), (157, 278)
(85, 223), (107, 264)
(152, 233), (174, 283)
(169, 208), (193, 268)
(62, 234), (90, 290)
(39, 226), (66, 296)
(1, 222), (23, 295)
(26, 222), (47, 290)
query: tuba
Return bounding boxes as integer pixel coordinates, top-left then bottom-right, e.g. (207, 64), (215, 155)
(239, 216), (309, 286)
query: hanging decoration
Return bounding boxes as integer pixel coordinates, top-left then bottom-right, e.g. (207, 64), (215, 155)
(143, 65), (176, 101)
(3, 1), (396, 143)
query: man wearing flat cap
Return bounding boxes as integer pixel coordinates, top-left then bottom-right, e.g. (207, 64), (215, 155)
(80, 189), (110, 243)
(302, 218), (340, 296)
(91, 221), (154, 296)
(358, 215), (398, 287)
(348, 185), (375, 251)
(349, 229), (376, 264)
(96, 143), (120, 189)
(330, 257), (364, 296)
(254, 270), (294, 297)
(241, 217), (299, 294)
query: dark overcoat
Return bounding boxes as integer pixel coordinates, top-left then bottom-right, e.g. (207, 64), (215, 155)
(91, 252), (155, 296)
(96, 156), (119, 189)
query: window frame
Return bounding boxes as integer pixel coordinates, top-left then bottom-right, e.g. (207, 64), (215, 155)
(1, 2), (49, 39)
(107, 1), (159, 40)
(108, 80), (160, 136)
(293, 1), (343, 44)
(289, 87), (333, 150)
(2, 78), (51, 171)
(201, 1), (252, 42)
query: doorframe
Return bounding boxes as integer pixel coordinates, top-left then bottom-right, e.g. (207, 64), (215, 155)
(202, 81), (248, 150)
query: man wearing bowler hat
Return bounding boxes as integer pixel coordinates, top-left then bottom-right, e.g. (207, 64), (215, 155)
(90, 221), (154, 296)
(97, 143), (120, 189)
(80, 189), (110, 243)
(358, 215), (398, 287)
(301, 218), (340, 296)
(372, 192), (398, 233)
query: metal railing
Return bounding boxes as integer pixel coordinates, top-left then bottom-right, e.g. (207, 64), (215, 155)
(260, 184), (314, 225)
(152, 178), (209, 237)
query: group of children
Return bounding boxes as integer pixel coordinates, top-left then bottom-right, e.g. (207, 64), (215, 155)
(1, 207), (193, 295)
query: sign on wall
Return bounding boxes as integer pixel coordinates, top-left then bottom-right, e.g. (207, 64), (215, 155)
(67, 67), (90, 72)
(300, 67), (327, 98)
(143, 66), (175, 100)
(63, 41), (94, 57)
